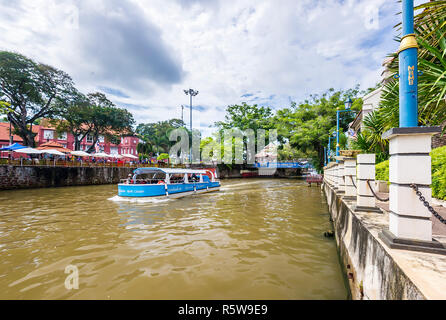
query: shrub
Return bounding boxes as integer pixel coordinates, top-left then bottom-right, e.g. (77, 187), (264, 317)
(375, 160), (389, 182)
(373, 146), (446, 200)
(431, 146), (446, 201)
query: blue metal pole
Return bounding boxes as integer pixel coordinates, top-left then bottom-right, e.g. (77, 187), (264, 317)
(336, 110), (340, 162)
(328, 136), (331, 164)
(324, 147), (327, 166)
(399, 0), (418, 127)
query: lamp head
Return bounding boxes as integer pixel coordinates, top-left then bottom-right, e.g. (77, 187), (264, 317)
(345, 97), (353, 110)
(184, 89), (199, 96)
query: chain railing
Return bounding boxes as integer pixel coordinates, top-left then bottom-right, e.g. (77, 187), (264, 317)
(410, 183), (446, 225)
(366, 179), (389, 202)
(349, 175), (357, 188)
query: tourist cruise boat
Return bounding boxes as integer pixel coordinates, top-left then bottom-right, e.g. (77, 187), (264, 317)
(118, 167), (220, 198)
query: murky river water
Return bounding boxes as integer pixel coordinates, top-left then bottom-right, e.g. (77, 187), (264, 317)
(0, 179), (347, 299)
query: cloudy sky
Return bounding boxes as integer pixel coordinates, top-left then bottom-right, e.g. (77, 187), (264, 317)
(0, 0), (426, 136)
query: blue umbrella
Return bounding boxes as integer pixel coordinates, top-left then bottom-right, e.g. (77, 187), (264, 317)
(0, 143), (26, 151)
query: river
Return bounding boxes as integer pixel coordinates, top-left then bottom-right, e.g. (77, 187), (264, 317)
(0, 178), (348, 299)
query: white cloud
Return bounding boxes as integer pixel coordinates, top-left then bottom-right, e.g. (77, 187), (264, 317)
(0, 0), (427, 137)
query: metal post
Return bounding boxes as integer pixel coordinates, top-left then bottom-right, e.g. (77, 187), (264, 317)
(328, 136), (331, 164)
(379, 0), (443, 252)
(181, 105), (184, 126)
(399, 0), (418, 127)
(336, 110), (340, 161)
(190, 95), (192, 163)
(324, 147), (327, 166)
(184, 89), (199, 164)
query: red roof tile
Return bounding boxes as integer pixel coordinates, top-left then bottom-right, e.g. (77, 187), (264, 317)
(0, 122), (42, 144)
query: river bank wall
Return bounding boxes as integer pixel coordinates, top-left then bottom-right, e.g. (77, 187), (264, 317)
(323, 181), (446, 300)
(0, 164), (305, 191)
(216, 164), (302, 178)
(0, 165), (133, 190)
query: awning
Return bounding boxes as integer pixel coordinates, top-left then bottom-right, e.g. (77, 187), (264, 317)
(121, 153), (138, 159)
(15, 147), (43, 154)
(71, 151), (91, 157)
(41, 149), (66, 156)
(0, 143), (26, 151)
(92, 152), (112, 158)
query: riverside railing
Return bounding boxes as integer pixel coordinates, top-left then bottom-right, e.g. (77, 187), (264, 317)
(323, 149), (446, 255)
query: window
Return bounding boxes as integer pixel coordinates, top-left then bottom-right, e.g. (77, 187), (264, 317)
(43, 130), (54, 140)
(86, 135), (93, 143)
(57, 132), (67, 140)
(98, 135), (105, 143)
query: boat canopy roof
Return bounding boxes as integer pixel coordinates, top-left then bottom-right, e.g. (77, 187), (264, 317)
(133, 167), (210, 175)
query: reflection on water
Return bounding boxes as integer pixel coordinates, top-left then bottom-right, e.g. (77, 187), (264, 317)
(0, 179), (347, 299)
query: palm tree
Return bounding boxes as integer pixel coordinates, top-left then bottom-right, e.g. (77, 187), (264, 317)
(379, 1), (446, 128)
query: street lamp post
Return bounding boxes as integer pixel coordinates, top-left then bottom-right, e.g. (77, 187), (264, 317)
(399, 0), (418, 127)
(327, 136), (332, 164)
(335, 97), (353, 161)
(327, 131), (336, 164)
(181, 105), (184, 126)
(378, 0), (442, 247)
(324, 147), (327, 166)
(183, 89), (199, 163)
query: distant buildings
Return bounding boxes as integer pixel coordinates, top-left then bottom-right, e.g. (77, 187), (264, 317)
(255, 142), (278, 163)
(348, 57), (393, 138)
(0, 121), (140, 158)
(349, 87), (383, 135)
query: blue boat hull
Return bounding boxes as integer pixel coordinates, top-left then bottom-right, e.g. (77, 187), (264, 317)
(118, 181), (220, 198)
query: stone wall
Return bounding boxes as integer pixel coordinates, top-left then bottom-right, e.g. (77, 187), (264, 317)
(0, 165), (134, 190)
(323, 182), (425, 300)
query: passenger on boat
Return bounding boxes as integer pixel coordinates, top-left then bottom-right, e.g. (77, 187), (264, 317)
(126, 174), (132, 184)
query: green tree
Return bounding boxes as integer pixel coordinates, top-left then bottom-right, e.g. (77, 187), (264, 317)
(85, 92), (135, 153)
(215, 102), (274, 131)
(51, 91), (94, 150)
(0, 51), (76, 146)
(274, 87), (362, 171)
(353, 1), (446, 160)
(136, 119), (186, 155)
(381, 2), (446, 129)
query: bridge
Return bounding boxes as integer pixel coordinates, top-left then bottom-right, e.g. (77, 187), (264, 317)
(252, 161), (311, 169)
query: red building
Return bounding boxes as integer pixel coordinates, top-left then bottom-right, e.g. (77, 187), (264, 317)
(0, 122), (140, 158)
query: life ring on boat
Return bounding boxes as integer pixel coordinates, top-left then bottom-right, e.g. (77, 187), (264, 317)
(157, 180), (165, 184)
